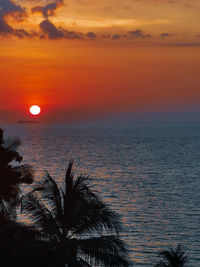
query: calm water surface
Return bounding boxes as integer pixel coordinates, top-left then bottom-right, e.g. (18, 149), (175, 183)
(3, 123), (200, 266)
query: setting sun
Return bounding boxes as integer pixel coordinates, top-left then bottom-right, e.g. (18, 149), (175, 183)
(30, 105), (41, 116)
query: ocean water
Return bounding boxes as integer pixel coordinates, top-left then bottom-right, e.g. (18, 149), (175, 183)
(2, 123), (200, 266)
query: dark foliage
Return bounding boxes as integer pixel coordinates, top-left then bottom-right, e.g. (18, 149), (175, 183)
(154, 245), (188, 267)
(21, 162), (130, 266)
(0, 217), (54, 267)
(0, 128), (36, 266)
(0, 128), (33, 208)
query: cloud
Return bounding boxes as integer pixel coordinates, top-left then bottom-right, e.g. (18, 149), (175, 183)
(40, 19), (84, 39)
(40, 19), (64, 39)
(39, 24), (153, 41)
(0, 0), (25, 17)
(0, 0), (27, 35)
(160, 32), (173, 38)
(0, 3), (156, 43)
(128, 29), (152, 39)
(112, 30), (152, 40)
(0, 19), (13, 34)
(112, 34), (121, 40)
(32, 0), (64, 18)
(60, 28), (84, 39)
(0, 0), (80, 39)
(86, 31), (97, 39)
(14, 28), (31, 38)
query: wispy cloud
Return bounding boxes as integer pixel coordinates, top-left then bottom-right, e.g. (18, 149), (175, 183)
(39, 19), (95, 40)
(160, 32), (174, 38)
(112, 30), (152, 40)
(129, 29), (152, 39)
(31, 0), (64, 18)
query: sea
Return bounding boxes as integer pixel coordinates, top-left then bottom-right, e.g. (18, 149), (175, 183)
(2, 122), (200, 266)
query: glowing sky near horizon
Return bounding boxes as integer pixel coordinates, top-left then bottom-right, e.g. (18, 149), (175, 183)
(0, 0), (200, 122)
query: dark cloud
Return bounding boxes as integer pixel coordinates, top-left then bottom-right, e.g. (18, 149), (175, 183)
(40, 19), (64, 39)
(0, 0), (26, 35)
(60, 28), (84, 39)
(160, 32), (173, 38)
(14, 28), (31, 38)
(100, 33), (111, 39)
(0, 19), (13, 34)
(32, 0), (64, 18)
(112, 34), (121, 40)
(128, 29), (152, 39)
(40, 19), (84, 39)
(112, 30), (152, 40)
(86, 31), (97, 39)
(0, 0), (25, 17)
(39, 25), (153, 41)
(0, 0), (80, 39)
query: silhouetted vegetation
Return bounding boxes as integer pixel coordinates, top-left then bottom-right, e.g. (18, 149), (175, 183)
(21, 162), (130, 266)
(0, 128), (38, 266)
(154, 245), (188, 267)
(0, 128), (33, 216)
(0, 216), (52, 267)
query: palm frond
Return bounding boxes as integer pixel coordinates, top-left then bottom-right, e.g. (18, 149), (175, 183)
(65, 161), (74, 194)
(71, 200), (121, 236)
(78, 257), (92, 266)
(77, 235), (128, 254)
(73, 175), (102, 205)
(33, 172), (63, 222)
(160, 249), (175, 261)
(21, 193), (59, 239)
(72, 235), (130, 266)
(158, 245), (188, 267)
(62, 169), (121, 235)
(82, 250), (129, 266)
(74, 174), (96, 193)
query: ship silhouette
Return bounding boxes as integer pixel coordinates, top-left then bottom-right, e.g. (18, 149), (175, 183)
(18, 120), (39, 124)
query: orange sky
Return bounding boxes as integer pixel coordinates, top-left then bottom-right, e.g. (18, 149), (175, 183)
(0, 0), (200, 122)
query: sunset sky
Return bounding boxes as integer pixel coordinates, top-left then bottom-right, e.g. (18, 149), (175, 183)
(0, 0), (200, 123)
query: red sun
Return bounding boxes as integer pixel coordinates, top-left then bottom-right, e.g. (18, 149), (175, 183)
(29, 105), (41, 116)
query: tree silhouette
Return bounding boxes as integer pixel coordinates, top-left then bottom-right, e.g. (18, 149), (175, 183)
(0, 128), (33, 218)
(154, 245), (188, 267)
(0, 128), (37, 266)
(21, 162), (130, 266)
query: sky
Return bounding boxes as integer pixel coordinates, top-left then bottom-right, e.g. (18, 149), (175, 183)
(0, 0), (200, 123)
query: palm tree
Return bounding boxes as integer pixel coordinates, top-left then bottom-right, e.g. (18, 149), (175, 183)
(154, 245), (188, 267)
(21, 162), (130, 266)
